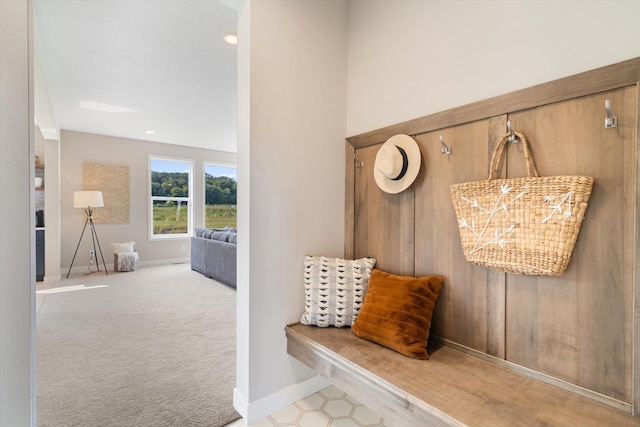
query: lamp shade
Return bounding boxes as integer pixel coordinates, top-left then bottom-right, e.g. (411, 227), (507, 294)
(73, 191), (104, 208)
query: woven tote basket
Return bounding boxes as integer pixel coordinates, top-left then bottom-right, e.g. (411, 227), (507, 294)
(450, 131), (594, 276)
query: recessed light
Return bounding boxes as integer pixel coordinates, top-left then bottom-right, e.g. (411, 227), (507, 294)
(223, 34), (238, 45)
(145, 130), (155, 135)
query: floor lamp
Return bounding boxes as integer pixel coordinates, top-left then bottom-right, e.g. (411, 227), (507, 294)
(67, 191), (109, 278)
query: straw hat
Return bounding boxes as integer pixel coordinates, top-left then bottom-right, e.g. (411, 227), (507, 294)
(374, 134), (421, 194)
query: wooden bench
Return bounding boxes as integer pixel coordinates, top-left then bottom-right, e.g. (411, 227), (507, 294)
(285, 323), (640, 426)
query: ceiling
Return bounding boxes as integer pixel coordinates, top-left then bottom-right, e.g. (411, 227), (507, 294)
(33, 0), (238, 153)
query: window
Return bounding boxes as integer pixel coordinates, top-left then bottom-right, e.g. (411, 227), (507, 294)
(149, 157), (192, 238)
(204, 162), (237, 229)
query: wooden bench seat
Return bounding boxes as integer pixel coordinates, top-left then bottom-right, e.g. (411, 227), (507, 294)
(285, 323), (640, 427)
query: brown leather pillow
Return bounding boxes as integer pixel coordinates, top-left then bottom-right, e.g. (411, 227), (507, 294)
(351, 269), (443, 359)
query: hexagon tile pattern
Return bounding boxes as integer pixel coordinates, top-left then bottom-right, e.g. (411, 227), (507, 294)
(227, 385), (393, 427)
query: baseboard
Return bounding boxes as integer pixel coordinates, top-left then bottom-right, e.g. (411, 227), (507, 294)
(43, 274), (61, 283)
(64, 258), (191, 277)
(233, 375), (331, 424)
(65, 264), (114, 276)
(140, 258), (190, 267)
(233, 388), (248, 420)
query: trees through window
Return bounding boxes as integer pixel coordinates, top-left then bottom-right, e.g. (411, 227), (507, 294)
(150, 157), (192, 237)
(204, 163), (237, 229)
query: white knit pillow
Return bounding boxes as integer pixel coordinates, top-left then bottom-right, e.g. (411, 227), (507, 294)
(112, 241), (135, 254)
(300, 256), (376, 328)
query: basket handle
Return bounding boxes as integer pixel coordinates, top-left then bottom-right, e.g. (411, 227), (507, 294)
(488, 131), (540, 180)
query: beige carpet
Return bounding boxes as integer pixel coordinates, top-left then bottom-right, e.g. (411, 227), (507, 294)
(37, 263), (240, 427)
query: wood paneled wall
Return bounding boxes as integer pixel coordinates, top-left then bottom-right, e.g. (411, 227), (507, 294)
(345, 58), (640, 414)
(504, 87), (636, 402)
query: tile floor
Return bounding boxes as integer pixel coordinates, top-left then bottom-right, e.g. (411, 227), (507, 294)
(226, 385), (393, 427)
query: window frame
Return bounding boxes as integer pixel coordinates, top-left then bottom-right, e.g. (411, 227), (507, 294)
(203, 161), (237, 230)
(148, 155), (194, 240)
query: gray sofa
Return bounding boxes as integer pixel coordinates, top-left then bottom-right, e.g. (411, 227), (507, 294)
(191, 227), (237, 288)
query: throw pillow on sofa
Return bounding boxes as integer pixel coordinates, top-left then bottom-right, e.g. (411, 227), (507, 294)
(211, 231), (234, 242)
(194, 227), (237, 241)
(300, 255), (376, 328)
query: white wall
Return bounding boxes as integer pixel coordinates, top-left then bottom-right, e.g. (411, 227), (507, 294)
(60, 130), (236, 273)
(34, 26), (62, 282)
(6, 1), (640, 424)
(347, 0), (640, 137)
(33, 9), (58, 142)
(44, 136), (61, 282)
(0, 0), (35, 424)
(235, 0), (347, 422)
(234, 0), (640, 422)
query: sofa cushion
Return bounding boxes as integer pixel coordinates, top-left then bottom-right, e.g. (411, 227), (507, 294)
(194, 227), (206, 237)
(205, 238), (237, 288)
(191, 228), (238, 288)
(190, 236), (208, 274)
(209, 231), (231, 242)
(194, 227), (237, 241)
